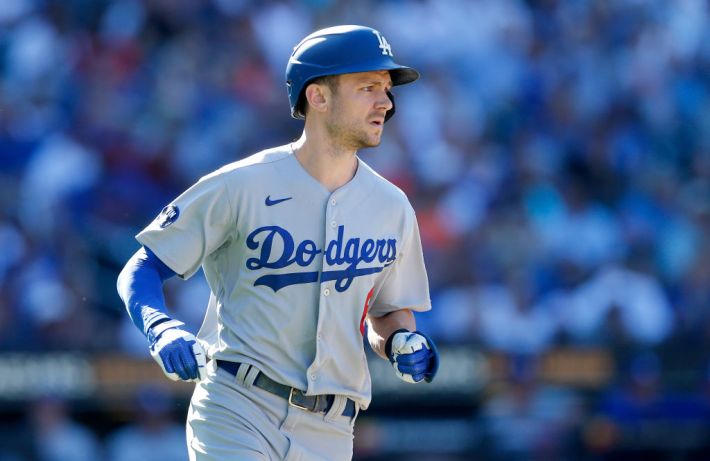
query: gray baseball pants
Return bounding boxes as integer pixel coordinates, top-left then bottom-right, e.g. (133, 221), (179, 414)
(186, 360), (357, 460)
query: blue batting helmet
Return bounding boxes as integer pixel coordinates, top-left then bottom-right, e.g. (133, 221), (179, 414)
(285, 25), (419, 121)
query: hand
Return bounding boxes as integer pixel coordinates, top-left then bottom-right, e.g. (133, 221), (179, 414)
(387, 330), (439, 383)
(148, 320), (207, 382)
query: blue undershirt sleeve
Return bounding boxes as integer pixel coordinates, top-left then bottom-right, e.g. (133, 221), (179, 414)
(116, 246), (178, 336)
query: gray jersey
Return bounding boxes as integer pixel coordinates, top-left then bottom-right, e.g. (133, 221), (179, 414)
(137, 144), (431, 408)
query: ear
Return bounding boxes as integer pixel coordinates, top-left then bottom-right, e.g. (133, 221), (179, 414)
(304, 82), (330, 115)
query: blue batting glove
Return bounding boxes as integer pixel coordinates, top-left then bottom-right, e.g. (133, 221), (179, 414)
(148, 320), (206, 382)
(386, 329), (439, 383)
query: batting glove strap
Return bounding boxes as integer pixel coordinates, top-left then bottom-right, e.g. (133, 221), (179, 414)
(146, 318), (185, 345)
(386, 328), (411, 362)
(149, 328), (206, 382)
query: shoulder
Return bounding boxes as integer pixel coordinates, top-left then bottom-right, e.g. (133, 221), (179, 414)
(203, 145), (293, 181)
(205, 145), (293, 177)
(358, 158), (416, 215)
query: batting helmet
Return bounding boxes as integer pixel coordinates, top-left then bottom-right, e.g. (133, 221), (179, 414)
(286, 25), (419, 121)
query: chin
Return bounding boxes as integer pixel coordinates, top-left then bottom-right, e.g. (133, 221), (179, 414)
(359, 138), (381, 149)
(346, 126), (382, 149)
(365, 131), (383, 147)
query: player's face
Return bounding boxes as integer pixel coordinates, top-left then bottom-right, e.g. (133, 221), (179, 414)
(325, 71), (393, 150)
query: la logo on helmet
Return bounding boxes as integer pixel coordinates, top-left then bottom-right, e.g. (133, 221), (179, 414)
(372, 30), (393, 57)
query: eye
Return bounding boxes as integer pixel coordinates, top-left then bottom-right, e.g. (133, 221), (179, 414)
(362, 86), (374, 92)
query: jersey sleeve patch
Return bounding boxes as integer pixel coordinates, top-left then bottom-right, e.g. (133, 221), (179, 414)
(156, 205), (180, 228)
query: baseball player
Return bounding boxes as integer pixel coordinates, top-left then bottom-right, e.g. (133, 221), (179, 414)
(117, 25), (439, 461)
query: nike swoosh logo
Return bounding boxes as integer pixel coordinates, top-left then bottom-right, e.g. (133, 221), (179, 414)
(265, 195), (293, 206)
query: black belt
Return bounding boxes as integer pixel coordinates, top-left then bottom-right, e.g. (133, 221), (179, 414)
(216, 360), (357, 418)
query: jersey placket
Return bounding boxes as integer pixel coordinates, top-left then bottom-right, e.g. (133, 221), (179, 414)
(306, 191), (341, 391)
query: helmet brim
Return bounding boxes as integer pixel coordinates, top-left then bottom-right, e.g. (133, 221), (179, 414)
(389, 66), (419, 86)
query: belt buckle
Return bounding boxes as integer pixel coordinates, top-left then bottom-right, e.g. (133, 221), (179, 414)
(288, 388), (310, 411)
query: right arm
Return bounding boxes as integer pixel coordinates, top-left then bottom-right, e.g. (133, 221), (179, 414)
(120, 171), (234, 381)
(117, 246), (176, 336)
(116, 246), (206, 381)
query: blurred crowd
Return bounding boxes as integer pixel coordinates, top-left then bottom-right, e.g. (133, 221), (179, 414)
(0, 386), (189, 461)
(1, 0), (710, 459)
(1, 0), (708, 354)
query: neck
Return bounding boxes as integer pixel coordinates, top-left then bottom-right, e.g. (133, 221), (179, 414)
(291, 128), (358, 192)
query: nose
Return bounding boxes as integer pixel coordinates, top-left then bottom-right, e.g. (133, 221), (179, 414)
(376, 89), (393, 112)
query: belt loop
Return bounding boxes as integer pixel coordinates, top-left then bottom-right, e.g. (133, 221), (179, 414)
(351, 403), (360, 424)
(235, 363), (250, 385)
(244, 366), (260, 389)
(324, 395), (345, 422)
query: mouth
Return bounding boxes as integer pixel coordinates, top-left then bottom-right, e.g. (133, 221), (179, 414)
(369, 119), (384, 128)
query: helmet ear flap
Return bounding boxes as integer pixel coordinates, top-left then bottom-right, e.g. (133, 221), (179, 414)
(384, 90), (395, 123)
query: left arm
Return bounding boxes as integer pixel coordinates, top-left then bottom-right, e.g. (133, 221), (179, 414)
(367, 309), (416, 360)
(367, 209), (438, 382)
(367, 309), (439, 384)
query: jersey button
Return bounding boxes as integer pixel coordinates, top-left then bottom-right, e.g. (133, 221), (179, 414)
(330, 220), (337, 228)
(330, 198), (337, 206)
(323, 288), (330, 296)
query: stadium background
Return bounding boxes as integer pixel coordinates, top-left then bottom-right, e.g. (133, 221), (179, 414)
(1, 0), (710, 460)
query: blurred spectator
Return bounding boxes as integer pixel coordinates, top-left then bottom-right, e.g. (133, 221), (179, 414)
(0, 219), (26, 286)
(585, 351), (708, 458)
(18, 132), (103, 240)
(480, 356), (582, 461)
(29, 396), (101, 461)
(473, 270), (559, 355)
(562, 264), (674, 345)
(106, 385), (187, 461)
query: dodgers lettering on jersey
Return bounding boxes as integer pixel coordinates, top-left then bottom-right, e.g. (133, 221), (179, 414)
(246, 225), (397, 292)
(136, 145), (431, 409)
